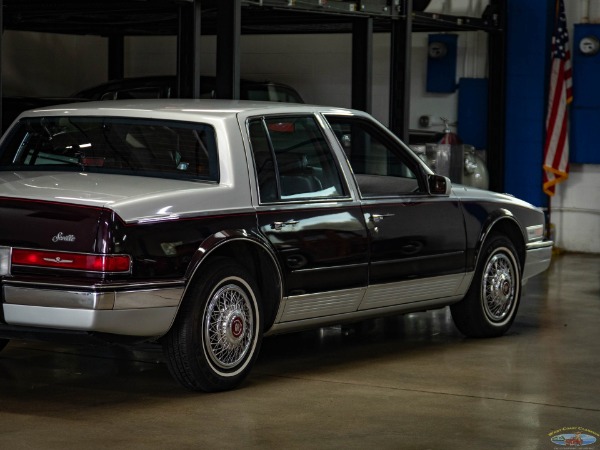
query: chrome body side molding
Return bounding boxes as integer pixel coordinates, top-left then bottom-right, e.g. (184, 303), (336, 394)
(277, 287), (366, 322)
(358, 273), (473, 310)
(270, 272), (473, 333)
(266, 295), (465, 336)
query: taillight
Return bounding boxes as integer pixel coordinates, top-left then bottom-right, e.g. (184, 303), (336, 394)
(11, 249), (131, 273)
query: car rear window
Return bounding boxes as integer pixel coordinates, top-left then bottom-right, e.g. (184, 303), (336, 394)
(0, 116), (219, 182)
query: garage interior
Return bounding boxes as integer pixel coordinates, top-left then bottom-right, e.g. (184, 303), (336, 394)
(0, 0), (599, 448)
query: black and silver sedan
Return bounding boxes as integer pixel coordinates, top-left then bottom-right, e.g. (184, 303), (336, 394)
(0, 100), (552, 391)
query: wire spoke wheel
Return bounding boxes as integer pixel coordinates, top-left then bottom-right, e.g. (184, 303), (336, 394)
(204, 283), (254, 370)
(482, 252), (517, 323)
(450, 233), (522, 338)
(163, 259), (262, 392)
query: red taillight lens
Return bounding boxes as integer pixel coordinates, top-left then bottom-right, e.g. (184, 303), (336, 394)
(11, 249), (131, 273)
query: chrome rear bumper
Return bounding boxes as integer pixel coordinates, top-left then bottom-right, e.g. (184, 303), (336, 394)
(1, 282), (183, 337)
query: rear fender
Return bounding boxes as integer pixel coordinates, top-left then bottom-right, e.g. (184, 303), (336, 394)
(178, 230), (283, 330)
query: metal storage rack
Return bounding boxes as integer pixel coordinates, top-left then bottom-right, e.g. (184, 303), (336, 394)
(0, 0), (506, 190)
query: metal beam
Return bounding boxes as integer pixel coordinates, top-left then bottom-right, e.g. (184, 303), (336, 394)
(388, 0), (412, 142)
(216, 0), (241, 100)
(486, 0), (506, 193)
(177, 0), (202, 98)
(108, 35), (125, 80)
(351, 17), (373, 113)
(0, 0), (4, 134)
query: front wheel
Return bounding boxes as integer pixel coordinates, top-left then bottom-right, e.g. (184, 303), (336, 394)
(451, 234), (522, 338)
(163, 259), (262, 392)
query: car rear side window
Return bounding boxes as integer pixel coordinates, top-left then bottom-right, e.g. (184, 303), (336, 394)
(0, 117), (219, 182)
(248, 115), (347, 203)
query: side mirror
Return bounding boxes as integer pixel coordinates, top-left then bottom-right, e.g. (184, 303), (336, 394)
(428, 174), (452, 196)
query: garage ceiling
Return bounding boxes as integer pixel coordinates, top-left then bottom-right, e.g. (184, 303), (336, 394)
(2, 0), (501, 36)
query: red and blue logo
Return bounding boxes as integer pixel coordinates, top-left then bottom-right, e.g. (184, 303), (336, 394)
(550, 428), (598, 447)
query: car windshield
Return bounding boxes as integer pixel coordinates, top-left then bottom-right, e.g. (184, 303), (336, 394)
(0, 116), (219, 182)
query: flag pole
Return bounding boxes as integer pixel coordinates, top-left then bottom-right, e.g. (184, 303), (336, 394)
(543, 0), (572, 243)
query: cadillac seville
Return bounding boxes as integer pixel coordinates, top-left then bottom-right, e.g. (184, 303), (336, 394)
(0, 100), (552, 391)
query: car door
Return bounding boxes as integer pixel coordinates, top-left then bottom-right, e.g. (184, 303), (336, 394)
(247, 115), (369, 322)
(323, 115), (468, 310)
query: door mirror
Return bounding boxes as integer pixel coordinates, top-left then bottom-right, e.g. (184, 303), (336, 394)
(428, 174), (451, 196)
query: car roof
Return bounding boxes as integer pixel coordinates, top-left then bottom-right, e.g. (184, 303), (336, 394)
(17, 99), (359, 121)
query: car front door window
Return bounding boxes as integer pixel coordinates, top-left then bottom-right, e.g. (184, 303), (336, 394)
(325, 116), (425, 197)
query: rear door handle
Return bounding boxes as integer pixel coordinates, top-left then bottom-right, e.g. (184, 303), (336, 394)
(271, 220), (299, 230)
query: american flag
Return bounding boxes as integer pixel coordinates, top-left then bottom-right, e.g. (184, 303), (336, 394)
(543, 0), (572, 196)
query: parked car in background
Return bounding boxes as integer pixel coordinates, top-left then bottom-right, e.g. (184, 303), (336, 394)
(2, 96), (87, 133)
(0, 99), (552, 392)
(72, 75), (305, 103)
(2, 76), (302, 133)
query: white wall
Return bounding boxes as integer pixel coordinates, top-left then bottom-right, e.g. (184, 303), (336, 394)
(124, 31), (484, 130)
(2, 29), (482, 131)
(2, 31), (107, 96)
(551, 3), (600, 253)
(124, 36), (177, 77)
(552, 164), (600, 253)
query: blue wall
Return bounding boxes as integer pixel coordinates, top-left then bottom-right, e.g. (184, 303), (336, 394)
(426, 34), (459, 93)
(457, 78), (488, 149)
(571, 24), (600, 164)
(504, 0), (552, 207)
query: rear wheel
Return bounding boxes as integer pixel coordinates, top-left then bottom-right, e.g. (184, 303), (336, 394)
(0, 339), (8, 352)
(451, 233), (522, 338)
(163, 259), (262, 392)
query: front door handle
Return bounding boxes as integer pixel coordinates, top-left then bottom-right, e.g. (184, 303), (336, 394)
(370, 213), (394, 223)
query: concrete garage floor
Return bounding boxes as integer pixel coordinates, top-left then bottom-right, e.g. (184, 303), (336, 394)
(0, 253), (599, 450)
